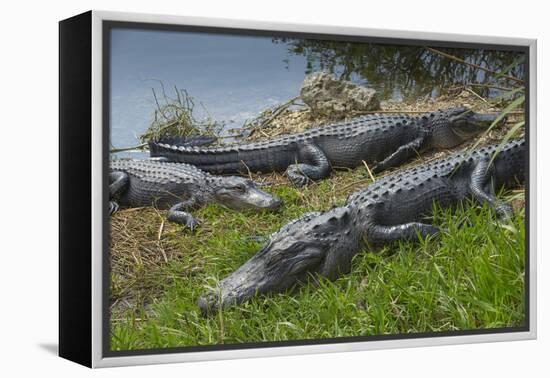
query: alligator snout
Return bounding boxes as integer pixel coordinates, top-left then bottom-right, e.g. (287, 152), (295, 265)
(237, 187), (282, 211)
(457, 110), (499, 133)
(255, 191), (282, 210)
(198, 289), (254, 316)
(197, 263), (263, 316)
(268, 198), (282, 209)
(197, 294), (216, 316)
(197, 292), (225, 316)
(471, 112), (499, 124)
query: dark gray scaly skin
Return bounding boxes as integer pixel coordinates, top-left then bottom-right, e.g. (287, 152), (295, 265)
(150, 107), (498, 187)
(198, 138), (525, 314)
(109, 159), (281, 229)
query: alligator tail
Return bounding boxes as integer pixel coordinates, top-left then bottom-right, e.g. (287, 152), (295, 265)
(148, 138), (254, 173)
(150, 135), (217, 149)
(148, 136), (294, 174)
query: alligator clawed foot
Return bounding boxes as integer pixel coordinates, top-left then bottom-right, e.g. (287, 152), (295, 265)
(370, 163), (382, 174)
(288, 174), (309, 188)
(285, 165), (311, 187)
(184, 216), (201, 231)
(495, 204), (514, 221)
(109, 201), (119, 215)
(293, 178), (309, 188)
(167, 212), (201, 230)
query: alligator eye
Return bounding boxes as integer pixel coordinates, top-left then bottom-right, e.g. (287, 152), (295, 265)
(233, 185), (246, 193)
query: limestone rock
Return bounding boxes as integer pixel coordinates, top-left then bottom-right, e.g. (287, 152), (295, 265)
(300, 72), (379, 117)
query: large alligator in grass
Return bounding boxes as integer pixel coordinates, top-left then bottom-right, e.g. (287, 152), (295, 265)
(198, 138), (526, 314)
(109, 159), (281, 229)
(150, 107), (498, 187)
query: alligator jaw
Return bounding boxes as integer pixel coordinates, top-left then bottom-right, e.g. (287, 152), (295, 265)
(469, 112), (499, 128)
(451, 109), (499, 139)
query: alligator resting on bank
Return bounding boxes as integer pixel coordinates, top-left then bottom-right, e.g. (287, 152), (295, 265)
(198, 138), (526, 314)
(109, 159), (281, 229)
(150, 107), (498, 187)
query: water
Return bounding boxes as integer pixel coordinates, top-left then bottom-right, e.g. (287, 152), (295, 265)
(277, 38), (525, 100)
(110, 29), (310, 152)
(110, 28), (524, 153)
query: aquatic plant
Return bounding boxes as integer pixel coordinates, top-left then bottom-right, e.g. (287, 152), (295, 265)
(139, 84), (225, 143)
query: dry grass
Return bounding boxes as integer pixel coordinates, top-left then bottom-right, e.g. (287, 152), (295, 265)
(110, 209), (182, 316)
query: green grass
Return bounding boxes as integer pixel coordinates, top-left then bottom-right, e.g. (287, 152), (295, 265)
(109, 167), (525, 351)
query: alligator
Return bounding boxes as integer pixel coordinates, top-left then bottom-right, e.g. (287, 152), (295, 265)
(149, 107), (498, 187)
(198, 138), (526, 314)
(109, 159), (281, 229)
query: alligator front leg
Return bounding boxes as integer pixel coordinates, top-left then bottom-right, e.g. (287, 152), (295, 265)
(368, 222), (441, 244)
(286, 143), (330, 187)
(469, 159), (512, 219)
(371, 137), (426, 173)
(166, 198), (201, 230)
(109, 171), (129, 216)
